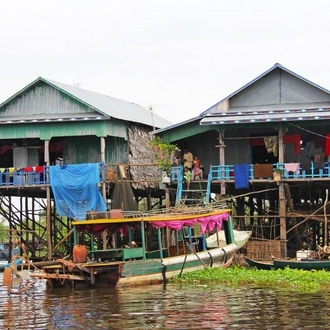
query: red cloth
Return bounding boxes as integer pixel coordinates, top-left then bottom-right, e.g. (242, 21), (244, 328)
(325, 134), (330, 156)
(249, 138), (264, 146)
(283, 134), (301, 154)
(35, 166), (44, 173)
(24, 166), (33, 172)
(250, 135), (301, 155)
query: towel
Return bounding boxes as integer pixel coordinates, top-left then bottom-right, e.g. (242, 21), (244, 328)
(234, 164), (250, 189)
(284, 163), (300, 174)
(253, 164), (273, 179)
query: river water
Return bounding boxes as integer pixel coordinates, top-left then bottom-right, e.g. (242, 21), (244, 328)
(0, 273), (329, 330)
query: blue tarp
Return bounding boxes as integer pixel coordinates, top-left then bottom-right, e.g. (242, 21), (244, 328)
(49, 163), (106, 220)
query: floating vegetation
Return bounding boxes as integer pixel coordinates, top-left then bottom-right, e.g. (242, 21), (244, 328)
(171, 266), (330, 292)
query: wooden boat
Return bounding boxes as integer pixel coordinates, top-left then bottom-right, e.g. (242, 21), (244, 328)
(244, 256), (274, 270)
(244, 256), (330, 271)
(34, 204), (251, 289)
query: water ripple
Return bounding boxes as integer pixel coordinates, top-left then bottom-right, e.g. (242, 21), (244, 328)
(0, 274), (330, 329)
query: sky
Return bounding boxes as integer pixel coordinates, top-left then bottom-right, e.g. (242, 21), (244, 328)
(1, 0), (330, 124)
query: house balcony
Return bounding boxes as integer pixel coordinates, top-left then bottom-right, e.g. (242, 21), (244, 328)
(0, 162), (329, 189)
(171, 162), (330, 183)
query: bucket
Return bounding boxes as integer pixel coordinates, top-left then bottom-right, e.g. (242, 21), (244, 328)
(3, 267), (12, 286)
(73, 244), (88, 263)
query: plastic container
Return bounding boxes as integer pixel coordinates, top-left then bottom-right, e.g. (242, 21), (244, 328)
(73, 244), (88, 263)
(3, 266), (12, 286)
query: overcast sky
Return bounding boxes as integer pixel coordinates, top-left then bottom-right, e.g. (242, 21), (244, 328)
(1, 1), (330, 124)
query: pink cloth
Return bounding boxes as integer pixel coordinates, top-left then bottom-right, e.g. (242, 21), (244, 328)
(284, 163), (300, 174)
(151, 212), (229, 234)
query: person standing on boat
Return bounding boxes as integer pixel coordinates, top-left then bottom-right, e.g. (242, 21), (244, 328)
(183, 147), (193, 171)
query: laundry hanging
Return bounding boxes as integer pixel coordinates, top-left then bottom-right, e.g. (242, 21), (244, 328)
(234, 164), (250, 189)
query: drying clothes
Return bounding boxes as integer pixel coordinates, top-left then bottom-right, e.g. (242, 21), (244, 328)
(234, 164), (250, 189)
(24, 166), (33, 172)
(253, 164), (273, 179)
(263, 136), (278, 157)
(325, 134), (330, 156)
(284, 163), (300, 175)
(35, 166), (44, 173)
(283, 134), (301, 155)
(314, 136), (325, 150)
(305, 141), (314, 158)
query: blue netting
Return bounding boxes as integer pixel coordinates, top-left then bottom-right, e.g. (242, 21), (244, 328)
(49, 163), (106, 220)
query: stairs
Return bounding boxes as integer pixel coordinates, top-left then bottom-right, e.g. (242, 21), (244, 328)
(174, 165), (211, 206)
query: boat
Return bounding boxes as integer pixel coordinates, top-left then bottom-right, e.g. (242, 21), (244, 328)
(206, 230), (252, 248)
(32, 204), (251, 289)
(244, 256), (330, 271)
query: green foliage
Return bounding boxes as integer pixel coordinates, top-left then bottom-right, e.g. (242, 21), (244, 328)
(171, 266), (330, 292)
(0, 223), (9, 241)
(147, 136), (179, 171)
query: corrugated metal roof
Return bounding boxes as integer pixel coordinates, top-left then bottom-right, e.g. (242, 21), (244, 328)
(200, 107), (330, 125)
(200, 63), (330, 116)
(0, 77), (172, 129)
(150, 115), (202, 135)
(154, 63), (330, 134)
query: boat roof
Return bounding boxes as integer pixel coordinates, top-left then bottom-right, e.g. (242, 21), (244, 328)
(72, 208), (231, 226)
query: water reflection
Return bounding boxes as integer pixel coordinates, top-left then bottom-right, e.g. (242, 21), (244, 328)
(1, 274), (330, 329)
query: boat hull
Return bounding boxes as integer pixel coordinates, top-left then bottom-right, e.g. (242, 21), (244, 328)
(245, 256), (330, 271)
(117, 234), (251, 287)
(40, 232), (251, 289)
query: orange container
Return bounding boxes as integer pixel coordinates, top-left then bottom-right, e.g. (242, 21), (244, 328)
(3, 267), (12, 286)
(73, 244), (88, 263)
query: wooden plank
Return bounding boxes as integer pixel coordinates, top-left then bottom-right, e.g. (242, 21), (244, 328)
(30, 273), (87, 281)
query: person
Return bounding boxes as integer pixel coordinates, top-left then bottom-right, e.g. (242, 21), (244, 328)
(183, 166), (192, 190)
(183, 147), (193, 170)
(192, 155), (203, 180)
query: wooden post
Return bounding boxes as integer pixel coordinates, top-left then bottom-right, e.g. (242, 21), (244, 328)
(100, 137), (106, 203)
(218, 130), (226, 196)
(324, 189), (329, 246)
(165, 188), (171, 249)
(44, 140), (53, 260)
(278, 124), (287, 258)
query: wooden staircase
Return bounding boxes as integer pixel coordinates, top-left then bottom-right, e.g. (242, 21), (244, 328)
(173, 166), (211, 206)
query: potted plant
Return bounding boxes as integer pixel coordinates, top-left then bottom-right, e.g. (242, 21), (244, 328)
(147, 136), (179, 183)
(273, 168), (283, 181)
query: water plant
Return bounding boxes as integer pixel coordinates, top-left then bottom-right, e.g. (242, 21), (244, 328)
(171, 266), (330, 292)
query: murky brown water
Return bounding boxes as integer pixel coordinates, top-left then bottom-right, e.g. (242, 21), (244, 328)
(0, 273), (330, 329)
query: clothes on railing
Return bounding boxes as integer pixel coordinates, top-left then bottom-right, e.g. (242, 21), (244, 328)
(253, 164), (273, 179)
(234, 164), (250, 189)
(284, 163), (300, 175)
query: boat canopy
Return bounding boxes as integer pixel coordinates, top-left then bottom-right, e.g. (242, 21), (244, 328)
(151, 212), (229, 233)
(72, 209), (230, 234)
